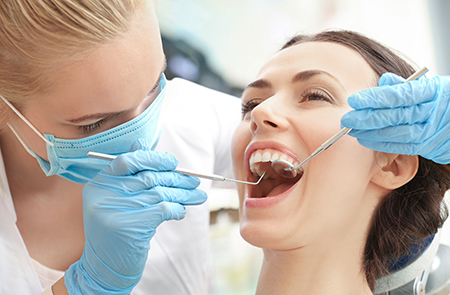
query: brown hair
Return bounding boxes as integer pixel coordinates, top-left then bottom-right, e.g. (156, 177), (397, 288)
(282, 30), (450, 289)
(0, 0), (147, 128)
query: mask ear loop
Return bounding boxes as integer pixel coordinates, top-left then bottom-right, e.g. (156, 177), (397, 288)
(0, 95), (54, 147)
(6, 122), (36, 158)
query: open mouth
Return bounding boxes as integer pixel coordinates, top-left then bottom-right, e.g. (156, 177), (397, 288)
(248, 148), (304, 198)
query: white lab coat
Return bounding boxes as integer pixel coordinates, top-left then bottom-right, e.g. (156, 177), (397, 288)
(0, 78), (242, 295)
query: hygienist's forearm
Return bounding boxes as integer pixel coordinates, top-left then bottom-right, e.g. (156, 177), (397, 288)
(50, 277), (69, 295)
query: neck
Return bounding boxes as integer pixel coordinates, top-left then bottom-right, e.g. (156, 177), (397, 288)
(255, 227), (373, 295)
(1, 128), (86, 271)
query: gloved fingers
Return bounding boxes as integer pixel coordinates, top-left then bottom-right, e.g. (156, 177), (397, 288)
(93, 202), (188, 245)
(90, 170), (201, 192)
(129, 138), (153, 152)
(356, 134), (441, 157)
(356, 139), (418, 155)
(144, 201), (187, 224)
(84, 186), (206, 208)
(351, 124), (450, 163)
(140, 186), (207, 206)
(134, 170), (201, 191)
(341, 102), (434, 129)
(103, 149), (178, 176)
(347, 78), (437, 109)
(378, 72), (405, 86)
(348, 123), (431, 143)
(425, 141), (450, 164)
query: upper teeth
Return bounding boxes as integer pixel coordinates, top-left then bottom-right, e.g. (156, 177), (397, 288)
(249, 149), (299, 177)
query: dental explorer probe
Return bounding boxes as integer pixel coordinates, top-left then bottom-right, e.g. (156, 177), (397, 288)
(87, 151), (265, 185)
(271, 66), (430, 178)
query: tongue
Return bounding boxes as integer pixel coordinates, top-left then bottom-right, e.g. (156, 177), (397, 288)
(267, 183), (292, 197)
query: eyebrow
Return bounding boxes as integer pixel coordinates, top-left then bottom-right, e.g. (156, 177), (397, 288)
(246, 79), (272, 89)
(244, 69), (344, 91)
(67, 60), (167, 124)
(292, 69), (343, 87)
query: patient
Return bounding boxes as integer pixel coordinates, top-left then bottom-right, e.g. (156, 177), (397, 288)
(231, 30), (450, 294)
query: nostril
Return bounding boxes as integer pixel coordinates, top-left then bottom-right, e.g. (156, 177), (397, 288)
(251, 120), (278, 134)
(264, 120), (277, 128)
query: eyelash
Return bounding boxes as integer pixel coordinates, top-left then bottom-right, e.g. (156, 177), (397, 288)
(241, 89), (332, 116)
(75, 75), (162, 134)
(301, 89), (332, 103)
(78, 118), (108, 133)
(241, 99), (261, 116)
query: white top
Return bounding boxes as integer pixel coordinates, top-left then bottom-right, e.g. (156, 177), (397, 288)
(30, 258), (63, 291)
(0, 78), (242, 295)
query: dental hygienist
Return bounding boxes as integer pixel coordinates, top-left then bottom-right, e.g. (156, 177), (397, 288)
(0, 1), (240, 295)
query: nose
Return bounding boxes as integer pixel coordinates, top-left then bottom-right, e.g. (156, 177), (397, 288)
(250, 97), (289, 135)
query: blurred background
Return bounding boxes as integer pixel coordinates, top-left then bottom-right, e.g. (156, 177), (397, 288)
(153, 1), (450, 294)
(155, 0), (450, 97)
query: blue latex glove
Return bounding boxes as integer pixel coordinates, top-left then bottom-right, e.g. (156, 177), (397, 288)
(341, 73), (450, 164)
(64, 139), (207, 294)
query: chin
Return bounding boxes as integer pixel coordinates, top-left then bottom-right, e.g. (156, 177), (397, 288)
(239, 218), (295, 250)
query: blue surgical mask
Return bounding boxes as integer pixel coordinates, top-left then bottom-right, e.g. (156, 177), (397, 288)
(1, 75), (167, 184)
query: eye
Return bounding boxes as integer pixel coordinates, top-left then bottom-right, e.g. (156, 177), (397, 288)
(241, 99), (262, 118)
(300, 89), (333, 103)
(78, 118), (108, 133)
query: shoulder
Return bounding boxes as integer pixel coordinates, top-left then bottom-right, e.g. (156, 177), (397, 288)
(162, 78), (241, 129)
(157, 78), (242, 153)
(165, 78), (241, 108)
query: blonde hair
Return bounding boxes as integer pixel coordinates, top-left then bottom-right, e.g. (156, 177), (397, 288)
(0, 0), (147, 128)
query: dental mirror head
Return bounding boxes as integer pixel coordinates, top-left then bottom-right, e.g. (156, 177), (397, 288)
(271, 159), (303, 178)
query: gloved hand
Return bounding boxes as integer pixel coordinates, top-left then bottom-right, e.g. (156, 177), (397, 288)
(341, 73), (450, 164)
(64, 139), (207, 294)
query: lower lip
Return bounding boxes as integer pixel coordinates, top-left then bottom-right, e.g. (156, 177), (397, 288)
(244, 182), (299, 208)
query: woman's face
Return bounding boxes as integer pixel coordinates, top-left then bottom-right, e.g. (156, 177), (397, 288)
(8, 4), (165, 160)
(232, 41), (384, 250)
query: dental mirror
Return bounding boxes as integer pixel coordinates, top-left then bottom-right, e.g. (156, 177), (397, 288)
(271, 66), (429, 179)
(271, 159), (303, 178)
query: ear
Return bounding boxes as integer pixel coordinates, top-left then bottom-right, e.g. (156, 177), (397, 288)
(371, 152), (419, 190)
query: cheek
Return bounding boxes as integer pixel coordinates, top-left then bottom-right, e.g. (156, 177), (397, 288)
(292, 105), (350, 144)
(341, 144), (375, 190)
(9, 115), (49, 160)
(231, 121), (251, 174)
(298, 140), (376, 240)
(231, 121), (252, 199)
(313, 137), (376, 195)
(295, 105), (357, 162)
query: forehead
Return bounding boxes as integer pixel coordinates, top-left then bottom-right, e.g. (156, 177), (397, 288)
(31, 13), (163, 117)
(257, 41), (377, 94)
